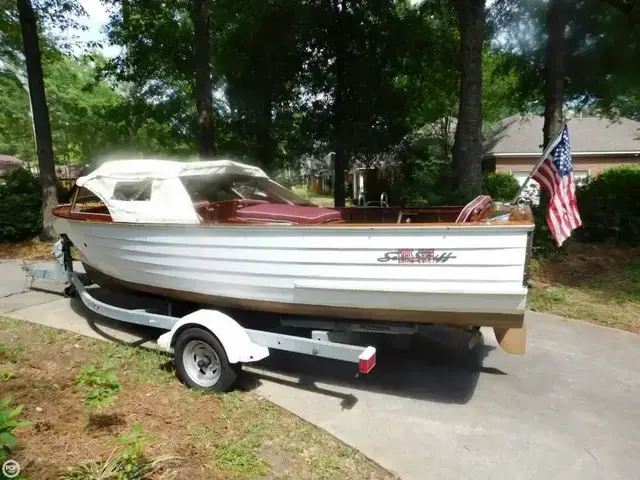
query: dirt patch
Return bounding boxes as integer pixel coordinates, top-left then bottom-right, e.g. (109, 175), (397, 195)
(86, 412), (127, 431)
(0, 317), (392, 480)
(32, 344), (90, 369)
(0, 240), (80, 261)
(532, 243), (640, 286)
(0, 240), (55, 260)
(260, 445), (302, 479)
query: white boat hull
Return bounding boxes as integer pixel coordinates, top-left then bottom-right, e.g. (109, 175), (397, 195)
(54, 218), (534, 328)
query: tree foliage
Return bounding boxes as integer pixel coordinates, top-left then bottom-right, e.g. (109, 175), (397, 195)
(0, 69), (35, 161)
(0, 169), (42, 241)
(0, 0), (638, 224)
(489, 0), (640, 120)
(482, 172), (520, 202)
(44, 53), (121, 163)
(576, 166), (640, 245)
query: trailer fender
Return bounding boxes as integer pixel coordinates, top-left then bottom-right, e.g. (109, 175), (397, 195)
(157, 309), (270, 364)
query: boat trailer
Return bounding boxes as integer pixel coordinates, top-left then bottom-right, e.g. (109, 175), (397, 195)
(24, 237), (377, 392)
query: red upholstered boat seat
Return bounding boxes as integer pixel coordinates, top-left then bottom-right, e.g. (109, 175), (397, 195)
(455, 195), (492, 223)
(234, 203), (342, 224)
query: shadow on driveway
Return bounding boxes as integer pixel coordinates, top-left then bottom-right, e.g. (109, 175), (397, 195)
(59, 285), (501, 407)
(241, 331), (498, 408)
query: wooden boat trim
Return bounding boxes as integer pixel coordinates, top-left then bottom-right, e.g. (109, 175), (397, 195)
(54, 208), (534, 229)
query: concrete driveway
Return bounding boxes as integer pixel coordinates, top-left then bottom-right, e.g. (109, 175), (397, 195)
(1, 259), (639, 480)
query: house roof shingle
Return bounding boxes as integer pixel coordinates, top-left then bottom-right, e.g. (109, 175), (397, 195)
(484, 115), (640, 156)
(0, 156), (86, 179)
(0, 155), (25, 174)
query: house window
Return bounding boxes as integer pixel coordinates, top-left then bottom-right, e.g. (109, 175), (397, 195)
(510, 171), (540, 205)
(573, 170), (590, 185)
(510, 169), (590, 186)
(509, 168), (590, 206)
(510, 171), (530, 187)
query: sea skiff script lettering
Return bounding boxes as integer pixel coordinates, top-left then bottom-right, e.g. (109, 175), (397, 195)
(377, 249), (457, 264)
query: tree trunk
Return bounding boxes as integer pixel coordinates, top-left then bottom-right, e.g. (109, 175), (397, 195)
(17, 0), (58, 241)
(122, 0), (139, 145)
(441, 116), (451, 159)
(193, 0), (215, 157)
(451, 0), (485, 198)
(543, 0), (567, 147)
(330, 0), (347, 208)
(332, 56), (348, 208)
(256, 47), (274, 169)
(256, 92), (274, 169)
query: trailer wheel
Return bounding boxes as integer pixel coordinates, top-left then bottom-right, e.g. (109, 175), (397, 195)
(174, 328), (240, 392)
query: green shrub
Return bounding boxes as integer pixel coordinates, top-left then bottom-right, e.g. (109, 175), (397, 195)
(0, 168), (79, 242)
(0, 396), (31, 464)
(576, 166), (640, 245)
(0, 169), (43, 242)
(482, 172), (520, 202)
(530, 201), (570, 257)
(387, 154), (460, 206)
(75, 361), (122, 410)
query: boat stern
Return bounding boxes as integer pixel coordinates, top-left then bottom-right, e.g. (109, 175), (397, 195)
(492, 229), (533, 355)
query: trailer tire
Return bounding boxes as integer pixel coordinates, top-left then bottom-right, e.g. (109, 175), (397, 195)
(174, 327), (240, 392)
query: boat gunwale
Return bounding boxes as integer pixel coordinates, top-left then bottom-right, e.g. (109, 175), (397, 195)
(54, 211), (535, 231)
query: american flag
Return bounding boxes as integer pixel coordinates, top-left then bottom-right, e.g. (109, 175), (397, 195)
(532, 126), (582, 247)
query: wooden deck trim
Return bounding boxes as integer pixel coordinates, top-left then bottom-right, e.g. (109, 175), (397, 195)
(54, 208), (534, 229)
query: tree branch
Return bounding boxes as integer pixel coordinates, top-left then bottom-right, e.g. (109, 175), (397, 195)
(601, 0), (638, 18)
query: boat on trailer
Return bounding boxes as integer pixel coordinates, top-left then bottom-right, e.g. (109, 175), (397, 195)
(51, 158), (534, 355)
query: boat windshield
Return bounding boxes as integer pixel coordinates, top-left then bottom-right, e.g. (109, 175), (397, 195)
(180, 174), (313, 206)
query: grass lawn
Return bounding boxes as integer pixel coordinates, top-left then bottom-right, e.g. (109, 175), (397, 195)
(0, 317), (391, 480)
(528, 243), (640, 332)
(291, 185), (335, 207)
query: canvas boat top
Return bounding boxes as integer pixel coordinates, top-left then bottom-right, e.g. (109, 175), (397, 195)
(77, 159), (269, 182)
(72, 159), (312, 224)
(57, 158), (534, 227)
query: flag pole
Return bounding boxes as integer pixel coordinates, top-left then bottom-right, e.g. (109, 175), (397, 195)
(510, 119), (569, 204)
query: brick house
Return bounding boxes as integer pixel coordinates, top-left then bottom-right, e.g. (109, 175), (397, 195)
(27, 163), (87, 187)
(53, 164), (86, 187)
(0, 155), (26, 182)
(483, 115), (640, 186)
